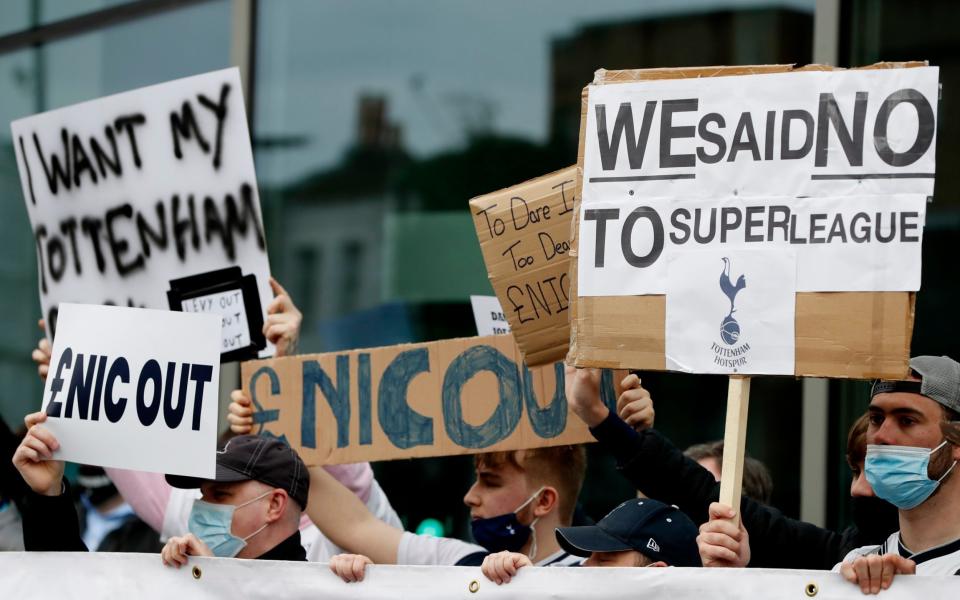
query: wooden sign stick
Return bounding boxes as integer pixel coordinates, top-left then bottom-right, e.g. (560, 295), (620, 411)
(718, 375), (751, 525)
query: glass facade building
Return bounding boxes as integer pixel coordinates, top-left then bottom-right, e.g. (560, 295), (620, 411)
(1, 0), (957, 537)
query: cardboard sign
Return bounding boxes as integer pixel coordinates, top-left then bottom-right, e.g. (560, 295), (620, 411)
(470, 167), (578, 366)
(241, 335), (621, 465)
(470, 295), (512, 336)
(40, 303), (221, 478)
(569, 64), (927, 379)
(10, 68), (274, 359)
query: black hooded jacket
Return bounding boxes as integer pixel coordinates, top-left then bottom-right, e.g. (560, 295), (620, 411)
(590, 412), (898, 570)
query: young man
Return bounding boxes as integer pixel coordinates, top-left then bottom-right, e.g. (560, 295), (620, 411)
(307, 445), (587, 568)
(836, 355), (960, 593)
(695, 413), (898, 569)
(480, 498), (701, 585)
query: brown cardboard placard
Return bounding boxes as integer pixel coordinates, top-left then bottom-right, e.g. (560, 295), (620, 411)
(569, 63), (923, 380)
(241, 335), (619, 465)
(470, 167), (578, 366)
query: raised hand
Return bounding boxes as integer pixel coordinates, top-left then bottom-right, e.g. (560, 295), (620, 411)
(616, 372), (654, 431)
(697, 502), (750, 568)
(263, 277), (302, 357)
(12, 411), (65, 497)
(227, 389), (255, 435)
(31, 319), (51, 381)
(564, 366), (609, 428)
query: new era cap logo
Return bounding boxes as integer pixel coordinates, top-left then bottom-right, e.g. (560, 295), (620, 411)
(647, 538), (660, 553)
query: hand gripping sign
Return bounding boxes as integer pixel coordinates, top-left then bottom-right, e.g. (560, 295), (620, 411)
(568, 62), (936, 521)
(40, 303), (221, 478)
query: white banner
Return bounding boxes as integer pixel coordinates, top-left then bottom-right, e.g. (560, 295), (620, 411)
(40, 303), (220, 478)
(11, 68), (274, 358)
(666, 249), (796, 375)
(578, 67), (938, 297)
(0, 553), (954, 599)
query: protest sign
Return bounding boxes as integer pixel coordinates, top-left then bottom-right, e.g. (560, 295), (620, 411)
(11, 68), (273, 359)
(470, 167), (578, 366)
(470, 295), (512, 336)
(569, 63), (932, 379)
(1, 553), (955, 599)
(39, 303), (220, 478)
(241, 335), (621, 465)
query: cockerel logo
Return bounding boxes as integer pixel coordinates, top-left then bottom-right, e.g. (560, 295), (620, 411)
(719, 257), (746, 345)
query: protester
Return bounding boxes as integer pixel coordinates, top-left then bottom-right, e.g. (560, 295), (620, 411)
(482, 498), (701, 585)
(326, 497), (701, 585)
(836, 356), (960, 593)
(695, 413), (899, 569)
(1, 415), (27, 551)
(565, 366), (898, 570)
(228, 379), (657, 569)
(75, 465), (161, 553)
(684, 440), (773, 505)
(309, 445), (587, 568)
(160, 434), (310, 564)
(27, 278), (402, 560)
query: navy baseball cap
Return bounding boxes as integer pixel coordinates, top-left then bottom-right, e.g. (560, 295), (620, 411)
(166, 435), (309, 509)
(555, 498), (701, 567)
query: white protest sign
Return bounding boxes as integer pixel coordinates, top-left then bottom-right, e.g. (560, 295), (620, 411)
(181, 289), (251, 353)
(11, 68), (274, 358)
(0, 553), (955, 599)
(40, 303), (220, 478)
(666, 249), (796, 374)
(470, 295), (512, 336)
(578, 67), (938, 297)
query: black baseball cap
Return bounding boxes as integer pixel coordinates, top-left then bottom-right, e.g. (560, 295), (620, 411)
(555, 498), (701, 567)
(166, 435), (309, 509)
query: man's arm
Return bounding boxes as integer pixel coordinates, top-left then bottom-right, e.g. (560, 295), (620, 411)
(13, 412), (87, 551)
(568, 368), (847, 570)
(305, 466), (404, 564)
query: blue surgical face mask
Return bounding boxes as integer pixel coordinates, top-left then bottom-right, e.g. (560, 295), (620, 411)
(471, 487), (544, 555)
(865, 441), (957, 510)
(187, 490), (271, 558)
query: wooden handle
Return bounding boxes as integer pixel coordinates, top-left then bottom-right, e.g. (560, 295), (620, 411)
(718, 375), (751, 525)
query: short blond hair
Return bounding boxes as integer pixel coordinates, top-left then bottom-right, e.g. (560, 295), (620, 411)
(476, 445), (586, 525)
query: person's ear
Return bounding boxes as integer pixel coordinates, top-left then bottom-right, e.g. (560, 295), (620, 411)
(265, 489), (288, 524)
(532, 486), (558, 518)
(646, 561), (669, 568)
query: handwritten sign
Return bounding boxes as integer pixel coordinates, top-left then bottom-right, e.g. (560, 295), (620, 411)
(470, 166), (577, 366)
(182, 289), (250, 351)
(241, 335), (621, 465)
(40, 303), (220, 478)
(11, 68), (274, 358)
(569, 63), (928, 379)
